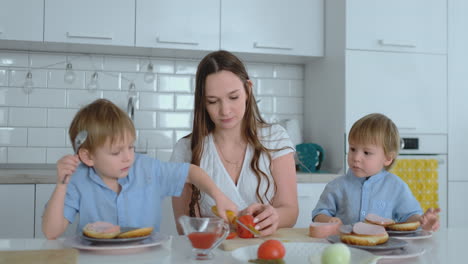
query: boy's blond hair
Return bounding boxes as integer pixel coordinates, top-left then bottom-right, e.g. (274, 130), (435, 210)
(348, 113), (400, 170)
(69, 99), (136, 154)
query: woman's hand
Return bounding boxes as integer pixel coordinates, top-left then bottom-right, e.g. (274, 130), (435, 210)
(420, 208), (441, 231)
(213, 194), (238, 223)
(241, 203), (279, 236)
(56, 154), (79, 184)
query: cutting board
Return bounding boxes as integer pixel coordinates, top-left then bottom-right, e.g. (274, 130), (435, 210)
(220, 228), (323, 251)
(0, 248), (78, 264)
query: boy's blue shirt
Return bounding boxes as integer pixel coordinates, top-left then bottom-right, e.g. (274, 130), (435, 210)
(312, 169), (423, 225)
(63, 153), (189, 233)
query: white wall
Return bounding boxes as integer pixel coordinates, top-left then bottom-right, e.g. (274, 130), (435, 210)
(0, 50), (305, 164)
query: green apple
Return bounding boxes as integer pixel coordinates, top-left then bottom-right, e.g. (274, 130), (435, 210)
(321, 243), (351, 264)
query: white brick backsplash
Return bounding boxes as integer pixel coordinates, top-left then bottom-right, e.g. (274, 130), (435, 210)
(8, 147), (46, 163)
(139, 93), (174, 110)
(257, 97), (273, 113)
(257, 79), (290, 96)
(0, 147), (6, 163)
(158, 75), (192, 92)
(0, 128), (27, 146)
(9, 108), (47, 127)
(139, 130), (174, 149)
(274, 97), (303, 114)
(67, 90), (103, 108)
(46, 147), (73, 164)
(104, 56), (139, 72)
(158, 112), (191, 129)
(29, 89), (67, 108)
(134, 111), (157, 129)
(0, 68), (7, 86)
(0, 87), (28, 107)
(0, 50), (304, 164)
(246, 63), (275, 78)
(0, 52), (28, 67)
(175, 130), (191, 141)
(0, 107), (7, 125)
(176, 95), (194, 110)
(47, 69), (86, 89)
(9, 69), (47, 88)
(28, 128), (67, 147)
(273, 64), (304, 79)
(47, 109), (77, 128)
(156, 149), (173, 162)
(175, 60), (198, 75)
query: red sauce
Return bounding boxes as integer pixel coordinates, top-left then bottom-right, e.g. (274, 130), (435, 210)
(188, 232), (218, 249)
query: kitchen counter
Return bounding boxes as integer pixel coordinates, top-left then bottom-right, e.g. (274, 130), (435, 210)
(0, 167), (341, 184)
(0, 227), (464, 263)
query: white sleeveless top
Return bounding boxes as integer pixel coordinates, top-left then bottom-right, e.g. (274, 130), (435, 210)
(170, 124), (295, 217)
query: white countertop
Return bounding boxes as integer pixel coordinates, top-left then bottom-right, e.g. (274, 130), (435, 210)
(0, 227), (464, 264)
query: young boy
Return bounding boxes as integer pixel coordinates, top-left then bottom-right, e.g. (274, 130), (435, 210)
(42, 99), (237, 239)
(312, 113), (440, 231)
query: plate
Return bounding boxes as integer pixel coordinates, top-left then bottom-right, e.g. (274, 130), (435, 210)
(371, 243), (425, 259)
(389, 230), (433, 240)
(327, 235), (407, 251)
(386, 227), (421, 235)
(63, 232), (170, 251)
(80, 227), (152, 244)
(231, 242), (381, 264)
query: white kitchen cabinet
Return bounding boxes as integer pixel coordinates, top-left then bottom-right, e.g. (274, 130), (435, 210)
(346, 50), (447, 134)
(294, 183), (326, 228)
(347, 0), (446, 54)
(44, 0), (135, 46)
(0, 0), (43, 42)
(448, 182), (468, 227)
(221, 0), (324, 57)
(35, 184), (78, 238)
(160, 197), (178, 236)
(0, 184), (35, 238)
(136, 0), (219, 51)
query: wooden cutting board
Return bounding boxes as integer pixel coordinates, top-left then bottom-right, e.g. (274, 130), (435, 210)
(0, 248), (78, 264)
(220, 227), (323, 251)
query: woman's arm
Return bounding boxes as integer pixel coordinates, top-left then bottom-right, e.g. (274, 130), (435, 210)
(242, 152), (298, 236)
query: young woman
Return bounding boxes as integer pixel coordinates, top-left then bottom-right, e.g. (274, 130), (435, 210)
(170, 50), (298, 236)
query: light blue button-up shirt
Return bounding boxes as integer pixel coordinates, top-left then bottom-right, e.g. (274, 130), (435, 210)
(63, 153), (189, 233)
(312, 169), (423, 225)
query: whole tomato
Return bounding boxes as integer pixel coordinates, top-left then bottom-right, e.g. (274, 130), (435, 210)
(237, 215), (255, 239)
(257, 239), (286, 260)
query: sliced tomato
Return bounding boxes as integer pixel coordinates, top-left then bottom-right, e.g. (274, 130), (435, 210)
(226, 231), (237, 239)
(237, 215), (256, 239)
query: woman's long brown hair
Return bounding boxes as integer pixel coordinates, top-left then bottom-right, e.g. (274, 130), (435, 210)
(188, 50), (281, 217)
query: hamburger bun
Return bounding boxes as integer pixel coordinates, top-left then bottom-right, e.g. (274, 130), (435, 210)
(116, 227), (154, 238)
(387, 221), (421, 231)
(339, 222), (389, 246)
(364, 213), (395, 227)
(83, 222), (121, 239)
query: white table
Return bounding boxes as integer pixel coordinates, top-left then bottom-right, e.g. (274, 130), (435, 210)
(0, 227), (465, 264)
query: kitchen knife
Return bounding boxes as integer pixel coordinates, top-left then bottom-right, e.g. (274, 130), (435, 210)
(235, 219), (261, 237)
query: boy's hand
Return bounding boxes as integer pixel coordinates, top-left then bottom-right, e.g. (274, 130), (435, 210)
(420, 208), (441, 231)
(328, 217), (343, 225)
(56, 154), (79, 184)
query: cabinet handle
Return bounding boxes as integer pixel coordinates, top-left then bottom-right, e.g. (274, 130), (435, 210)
(66, 32), (113, 40)
(253, 42), (292, 50)
(398, 127), (417, 130)
(156, 37), (198, 46)
(378, 39), (416, 48)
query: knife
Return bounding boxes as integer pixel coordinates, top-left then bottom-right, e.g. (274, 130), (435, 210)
(235, 218), (261, 237)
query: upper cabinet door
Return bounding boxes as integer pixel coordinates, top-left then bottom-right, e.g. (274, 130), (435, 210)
(136, 0), (220, 51)
(44, 0), (135, 46)
(347, 0), (447, 54)
(345, 50), (447, 134)
(221, 0), (324, 56)
(0, 0), (43, 42)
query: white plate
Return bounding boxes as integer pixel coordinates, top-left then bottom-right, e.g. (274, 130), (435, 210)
(231, 242), (381, 264)
(389, 230), (433, 240)
(387, 227), (421, 235)
(327, 235), (407, 251)
(371, 243), (425, 259)
(63, 232), (169, 251)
